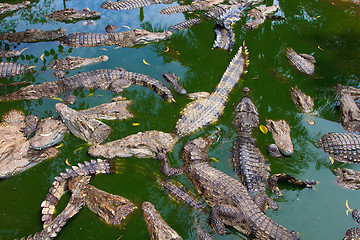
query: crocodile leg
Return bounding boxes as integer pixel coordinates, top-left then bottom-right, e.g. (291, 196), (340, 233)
(157, 149), (184, 177)
(253, 193), (278, 213)
(267, 173), (315, 195)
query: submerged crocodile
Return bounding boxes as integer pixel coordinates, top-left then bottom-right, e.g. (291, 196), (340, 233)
(318, 132), (360, 163)
(142, 201), (183, 240)
(174, 43), (249, 137)
(50, 55), (109, 78)
(0, 62), (30, 78)
(244, 5), (281, 30)
(266, 119), (294, 156)
(159, 0), (224, 15)
(60, 28), (172, 48)
(0, 28), (66, 43)
(290, 87), (314, 113)
(163, 72), (187, 95)
(100, 0), (175, 10)
(0, 110), (59, 179)
(0, 68), (175, 102)
(336, 84), (360, 133)
(231, 88), (271, 193)
(344, 227), (360, 240)
(335, 168), (360, 190)
(160, 136), (298, 239)
(56, 103), (112, 145)
(0, 1), (30, 15)
(285, 47), (316, 75)
(47, 8), (100, 22)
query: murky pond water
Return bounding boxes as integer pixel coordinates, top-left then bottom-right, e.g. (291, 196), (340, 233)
(0, 0), (360, 239)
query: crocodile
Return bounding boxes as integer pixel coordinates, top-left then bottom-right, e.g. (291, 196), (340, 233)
(100, 0), (176, 10)
(29, 117), (68, 150)
(50, 55), (109, 78)
(0, 1), (31, 15)
(156, 175), (205, 210)
(266, 119), (294, 156)
(160, 136), (298, 239)
(159, 0), (224, 15)
(55, 103), (112, 145)
(244, 5), (281, 30)
(0, 68), (175, 103)
(231, 88), (271, 193)
(78, 100), (134, 120)
(46, 8), (100, 22)
(290, 87), (314, 113)
(142, 201), (183, 240)
(88, 130), (179, 159)
(163, 72), (187, 95)
(285, 47), (316, 75)
(334, 168), (360, 190)
(213, 27), (235, 51)
(318, 132), (360, 163)
(20, 114), (38, 139)
(170, 18), (203, 31)
(0, 110), (59, 179)
(0, 62), (30, 78)
(20, 175), (89, 240)
(195, 217), (214, 240)
(41, 159), (114, 226)
(0, 28), (67, 43)
(174, 43), (249, 138)
(68, 177), (137, 225)
(60, 28), (172, 48)
(268, 143), (282, 157)
(336, 84), (360, 133)
(187, 91), (210, 100)
(0, 49), (22, 58)
(343, 227), (360, 240)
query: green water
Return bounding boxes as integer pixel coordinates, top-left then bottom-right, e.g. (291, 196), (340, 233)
(0, 0), (360, 239)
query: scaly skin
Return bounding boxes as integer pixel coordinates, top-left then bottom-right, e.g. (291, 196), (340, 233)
(0, 1), (30, 15)
(29, 117), (68, 150)
(78, 101), (134, 120)
(55, 103), (112, 145)
(60, 29), (172, 48)
(180, 137), (298, 239)
(142, 201), (183, 240)
(0, 49), (22, 58)
(159, 0), (224, 15)
(318, 132), (360, 163)
(174, 43), (249, 138)
(20, 114), (39, 139)
(266, 119), (294, 156)
(0, 62), (30, 78)
(68, 178), (137, 226)
(337, 85), (360, 133)
(285, 48), (316, 75)
(163, 72), (187, 95)
(21, 176), (89, 240)
(335, 168), (360, 190)
(213, 27), (235, 51)
(100, 0), (175, 10)
(41, 159), (114, 227)
(46, 8), (100, 22)
(231, 91), (271, 193)
(50, 55), (109, 74)
(244, 5), (280, 30)
(290, 87), (314, 113)
(0, 68), (175, 102)
(170, 18), (203, 31)
(343, 227), (360, 240)
(0, 28), (66, 43)
(0, 110), (59, 179)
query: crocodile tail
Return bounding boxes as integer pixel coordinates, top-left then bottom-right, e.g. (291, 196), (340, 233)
(41, 159), (115, 227)
(159, 4), (197, 15)
(106, 0), (156, 10)
(125, 71), (176, 102)
(170, 18), (203, 31)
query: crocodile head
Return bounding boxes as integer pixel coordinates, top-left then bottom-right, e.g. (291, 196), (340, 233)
(182, 137), (213, 166)
(266, 119), (294, 156)
(29, 117), (68, 150)
(233, 95), (259, 132)
(132, 29), (172, 45)
(290, 87), (314, 113)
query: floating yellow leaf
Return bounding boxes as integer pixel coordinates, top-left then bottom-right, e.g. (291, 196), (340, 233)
(100, 48), (107, 51)
(210, 157), (219, 162)
(316, 15), (321, 18)
(259, 125), (268, 134)
(329, 156), (334, 165)
(65, 158), (71, 166)
(74, 146), (83, 153)
(317, 46), (324, 51)
(122, 25), (131, 29)
(164, 47), (169, 53)
(55, 143), (63, 149)
(132, 123), (140, 126)
(114, 46), (122, 49)
(194, 13), (200, 17)
(40, 53), (44, 61)
(27, 66), (36, 69)
(346, 200), (353, 215)
(142, 59), (150, 65)
(176, 51), (180, 55)
(52, 97), (63, 102)
(20, 47), (28, 53)
(87, 92), (94, 97)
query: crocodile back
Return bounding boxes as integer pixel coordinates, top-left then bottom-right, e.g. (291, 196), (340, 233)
(0, 62), (29, 78)
(60, 32), (110, 47)
(170, 18), (203, 31)
(285, 47), (315, 75)
(318, 132), (360, 163)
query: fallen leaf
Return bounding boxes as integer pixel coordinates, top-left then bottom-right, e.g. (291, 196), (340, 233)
(20, 47), (28, 53)
(132, 123), (140, 126)
(55, 143), (63, 149)
(142, 59), (150, 65)
(259, 125), (268, 134)
(100, 48), (107, 51)
(74, 146), (83, 153)
(87, 92), (94, 97)
(331, 2), (335, 5)
(316, 15), (321, 18)
(122, 25), (131, 29)
(65, 158), (71, 166)
(114, 46), (122, 49)
(346, 200), (352, 215)
(52, 97), (63, 102)
(252, 75), (259, 80)
(329, 156), (334, 165)
(27, 66), (36, 69)
(210, 157), (219, 162)
(164, 46), (169, 53)
(318, 46), (324, 51)
(40, 53), (44, 61)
